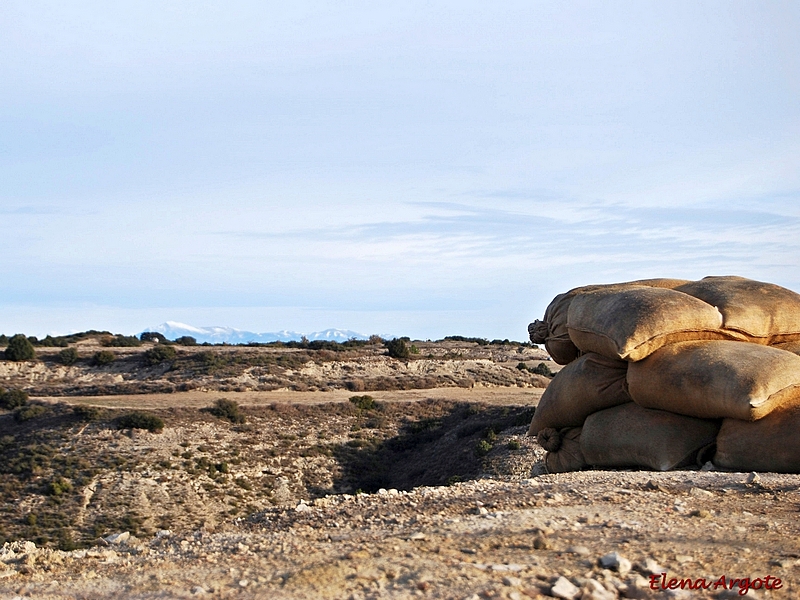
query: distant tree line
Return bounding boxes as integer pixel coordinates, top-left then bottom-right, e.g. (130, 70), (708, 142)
(1, 330), (535, 364)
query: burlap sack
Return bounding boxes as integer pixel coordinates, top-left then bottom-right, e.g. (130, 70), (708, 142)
(581, 403), (719, 471)
(627, 340), (800, 420)
(676, 276), (800, 344)
(773, 341), (800, 356)
(713, 400), (800, 473)
(538, 427), (587, 473)
(566, 286), (738, 362)
(530, 279), (691, 365)
(528, 353), (630, 435)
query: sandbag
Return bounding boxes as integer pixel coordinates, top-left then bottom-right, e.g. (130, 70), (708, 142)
(538, 427), (587, 474)
(773, 340), (800, 356)
(566, 286), (740, 362)
(676, 276), (800, 344)
(713, 401), (800, 473)
(628, 340), (800, 420)
(528, 353), (630, 435)
(529, 292), (581, 365)
(581, 403), (719, 471)
(529, 278), (691, 365)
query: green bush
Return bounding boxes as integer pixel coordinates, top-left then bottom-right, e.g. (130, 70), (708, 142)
(530, 362), (554, 378)
(174, 336), (197, 346)
(58, 347), (79, 366)
(92, 350), (116, 366)
(0, 388), (29, 410)
(475, 439), (492, 457)
(4, 334), (36, 361)
(349, 395), (376, 410)
(143, 345), (177, 366)
(14, 405), (47, 422)
(206, 398), (246, 423)
(140, 332), (169, 343)
(385, 338), (410, 359)
(102, 335), (141, 347)
(73, 404), (103, 422)
(47, 477), (73, 497)
(116, 411), (165, 433)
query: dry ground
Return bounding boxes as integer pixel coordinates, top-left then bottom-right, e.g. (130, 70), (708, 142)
(1, 338), (798, 598)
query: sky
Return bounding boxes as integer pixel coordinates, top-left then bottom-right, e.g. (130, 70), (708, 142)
(1, 1), (799, 340)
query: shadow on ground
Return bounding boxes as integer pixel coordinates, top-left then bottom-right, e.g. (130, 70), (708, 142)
(330, 400), (535, 493)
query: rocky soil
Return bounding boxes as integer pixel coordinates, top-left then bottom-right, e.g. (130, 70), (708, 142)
(1, 339), (798, 598)
(2, 471), (798, 599)
(1, 338), (554, 397)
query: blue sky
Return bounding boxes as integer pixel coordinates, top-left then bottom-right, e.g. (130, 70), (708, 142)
(2, 1), (799, 340)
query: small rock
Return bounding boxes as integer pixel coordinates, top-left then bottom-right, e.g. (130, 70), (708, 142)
(417, 581), (430, 591)
(533, 535), (550, 550)
(769, 558), (792, 568)
(460, 548), (478, 555)
(637, 558), (663, 575)
(104, 532), (130, 545)
(700, 461), (717, 471)
(295, 503), (311, 513)
(408, 532), (426, 541)
(580, 579), (616, 600)
(566, 545), (590, 556)
(689, 487), (714, 498)
(746, 472), (760, 484)
(675, 555), (694, 564)
(689, 509), (712, 519)
(502, 576), (522, 587)
(238, 579), (249, 587)
(190, 586), (207, 595)
(599, 552), (631, 576)
(551, 576), (580, 600)
(92, 538), (109, 547)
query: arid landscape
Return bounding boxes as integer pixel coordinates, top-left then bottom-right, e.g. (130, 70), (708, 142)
(1, 335), (799, 599)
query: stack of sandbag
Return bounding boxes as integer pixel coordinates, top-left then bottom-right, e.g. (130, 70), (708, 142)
(528, 276), (800, 474)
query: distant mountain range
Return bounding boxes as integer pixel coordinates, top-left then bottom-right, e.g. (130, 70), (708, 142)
(141, 321), (371, 345)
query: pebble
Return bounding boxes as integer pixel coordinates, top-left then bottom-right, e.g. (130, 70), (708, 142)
(566, 545), (590, 556)
(533, 535), (550, 550)
(638, 558), (663, 575)
(104, 532), (130, 545)
(689, 487), (714, 498)
(502, 576), (522, 587)
(408, 532), (426, 541)
(581, 579), (616, 600)
(550, 576), (580, 600)
(598, 552), (631, 576)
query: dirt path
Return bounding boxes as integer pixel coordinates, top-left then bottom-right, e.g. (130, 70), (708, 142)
(33, 387), (545, 410)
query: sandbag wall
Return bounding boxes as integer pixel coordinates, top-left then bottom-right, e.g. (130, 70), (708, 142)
(528, 276), (800, 474)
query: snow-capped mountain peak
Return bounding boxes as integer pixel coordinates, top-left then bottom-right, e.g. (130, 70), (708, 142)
(143, 323), (369, 344)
